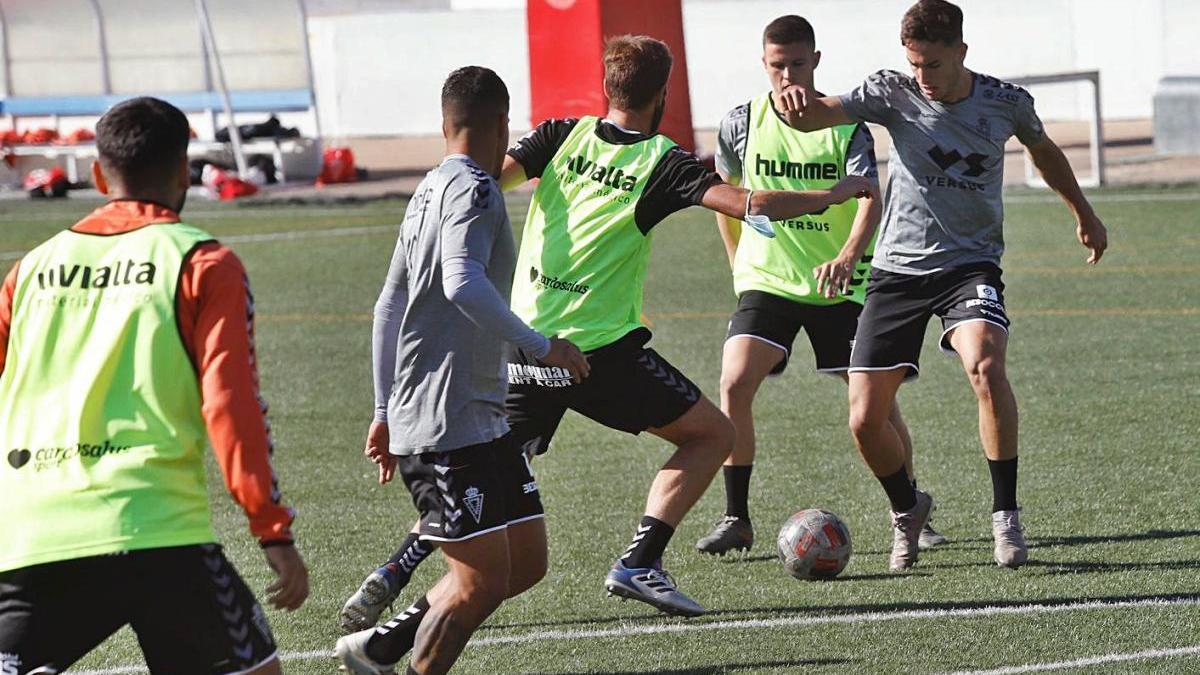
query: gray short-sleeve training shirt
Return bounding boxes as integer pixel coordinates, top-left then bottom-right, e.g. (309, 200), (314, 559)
(840, 70), (1045, 274)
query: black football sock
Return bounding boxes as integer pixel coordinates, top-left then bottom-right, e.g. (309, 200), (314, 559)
(620, 516), (675, 569)
(382, 534), (434, 590)
(365, 595), (430, 664)
(987, 457), (1019, 512)
(723, 465), (753, 521)
(878, 466), (917, 513)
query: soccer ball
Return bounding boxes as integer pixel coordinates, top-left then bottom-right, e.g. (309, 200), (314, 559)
(776, 509), (852, 580)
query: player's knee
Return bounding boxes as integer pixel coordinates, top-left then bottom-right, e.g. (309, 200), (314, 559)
(706, 410), (736, 455)
(457, 576), (508, 615)
(964, 355), (1007, 399)
(848, 404), (888, 441)
(719, 366), (759, 404)
(507, 550), (548, 597)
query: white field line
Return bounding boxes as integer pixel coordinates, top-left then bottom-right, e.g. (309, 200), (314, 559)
(940, 644), (1200, 674)
(0, 224), (396, 262)
(69, 596), (1200, 674)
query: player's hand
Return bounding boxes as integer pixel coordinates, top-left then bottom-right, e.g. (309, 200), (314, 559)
(777, 85), (810, 114)
(829, 176), (877, 205)
(540, 337), (590, 383)
(1076, 210), (1108, 264)
(364, 420), (397, 484)
(777, 85), (810, 127)
(814, 256), (856, 299)
(263, 543), (309, 612)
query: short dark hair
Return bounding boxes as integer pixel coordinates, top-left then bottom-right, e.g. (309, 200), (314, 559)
(901, 0), (963, 46)
(762, 15), (816, 48)
(96, 97), (190, 190)
(441, 66), (509, 129)
(603, 35), (673, 110)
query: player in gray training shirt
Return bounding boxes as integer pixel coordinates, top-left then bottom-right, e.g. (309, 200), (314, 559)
(336, 66), (588, 675)
(782, 0), (1107, 573)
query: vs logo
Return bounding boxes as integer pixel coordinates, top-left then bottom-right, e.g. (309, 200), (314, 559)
(928, 144), (989, 178)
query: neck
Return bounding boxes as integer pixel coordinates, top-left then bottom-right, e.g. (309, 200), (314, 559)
(605, 106), (656, 136)
(944, 68), (974, 103)
(107, 190), (181, 212)
(445, 133), (497, 175)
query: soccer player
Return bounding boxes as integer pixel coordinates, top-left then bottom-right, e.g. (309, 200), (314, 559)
(498, 35), (872, 616)
(339, 36), (871, 625)
(335, 67), (589, 674)
(783, 0), (1108, 570)
(0, 97), (307, 673)
(697, 15), (947, 556)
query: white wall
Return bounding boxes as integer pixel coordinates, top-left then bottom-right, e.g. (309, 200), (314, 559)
(308, 0), (1196, 138)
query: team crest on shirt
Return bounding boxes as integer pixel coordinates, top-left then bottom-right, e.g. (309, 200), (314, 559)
(976, 285), (1000, 301)
(464, 486), (485, 523)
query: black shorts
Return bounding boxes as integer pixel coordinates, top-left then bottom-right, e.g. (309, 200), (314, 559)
(849, 262), (1010, 380)
(0, 544), (277, 675)
(398, 435), (544, 543)
(725, 290), (862, 375)
(505, 328), (702, 456)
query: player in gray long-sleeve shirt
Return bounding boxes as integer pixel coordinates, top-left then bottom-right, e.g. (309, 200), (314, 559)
(336, 66), (588, 675)
(779, 0), (1107, 573)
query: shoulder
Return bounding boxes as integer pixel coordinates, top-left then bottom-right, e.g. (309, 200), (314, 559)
(441, 160), (499, 210)
(720, 101), (751, 131)
(866, 69), (916, 91)
(514, 117), (580, 145)
(973, 72), (1036, 106)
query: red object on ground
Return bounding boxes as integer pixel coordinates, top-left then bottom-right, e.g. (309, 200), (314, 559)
(0, 129), (21, 145)
(23, 167), (69, 198)
(22, 128), (59, 145)
(201, 165), (260, 201)
(57, 128), (96, 145)
(217, 177), (259, 200)
(526, 0), (696, 152)
(316, 147), (358, 186)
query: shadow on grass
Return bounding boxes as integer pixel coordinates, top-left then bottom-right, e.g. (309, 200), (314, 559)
(480, 591), (1200, 632)
(1031, 529), (1200, 549)
(856, 529), (1200, 556)
(528, 658), (852, 674)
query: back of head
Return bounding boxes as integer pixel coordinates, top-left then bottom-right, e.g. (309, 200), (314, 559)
(96, 97), (190, 193)
(901, 0), (963, 45)
(762, 15), (816, 48)
(441, 66), (510, 132)
(602, 35), (673, 110)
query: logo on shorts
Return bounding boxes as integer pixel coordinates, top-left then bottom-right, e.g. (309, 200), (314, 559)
(976, 285), (1000, 302)
(1, 653), (22, 675)
(464, 486), (485, 523)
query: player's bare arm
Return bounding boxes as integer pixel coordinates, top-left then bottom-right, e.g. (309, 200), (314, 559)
(1025, 135), (1109, 264)
(778, 87), (852, 132)
(713, 172), (742, 269)
(499, 154), (529, 192)
(700, 175), (875, 223)
(814, 191), (883, 298)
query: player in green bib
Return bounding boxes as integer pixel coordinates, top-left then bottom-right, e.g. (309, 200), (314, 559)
(0, 98), (307, 673)
(336, 36), (872, 626)
(497, 35), (873, 617)
(697, 16), (948, 557)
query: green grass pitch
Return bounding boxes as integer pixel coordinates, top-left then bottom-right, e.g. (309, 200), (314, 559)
(4, 186), (1198, 674)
